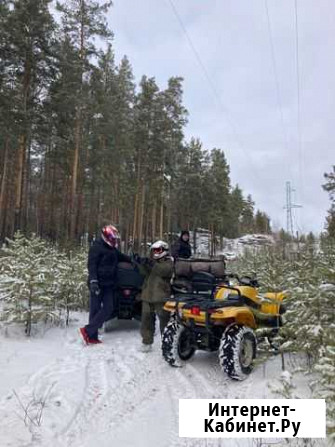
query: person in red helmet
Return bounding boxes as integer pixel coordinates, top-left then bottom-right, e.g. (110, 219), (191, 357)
(79, 224), (131, 345)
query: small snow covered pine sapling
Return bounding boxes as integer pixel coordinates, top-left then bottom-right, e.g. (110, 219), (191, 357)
(269, 370), (298, 400)
(55, 249), (88, 324)
(0, 233), (58, 335)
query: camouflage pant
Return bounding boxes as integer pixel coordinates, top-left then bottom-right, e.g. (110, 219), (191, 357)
(140, 301), (170, 345)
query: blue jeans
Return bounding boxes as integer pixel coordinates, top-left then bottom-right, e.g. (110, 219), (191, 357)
(85, 286), (114, 339)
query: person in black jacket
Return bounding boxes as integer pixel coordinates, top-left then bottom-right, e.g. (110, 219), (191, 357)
(171, 230), (192, 259)
(79, 225), (131, 345)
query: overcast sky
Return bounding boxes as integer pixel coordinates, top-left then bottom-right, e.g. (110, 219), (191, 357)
(108, 0), (335, 234)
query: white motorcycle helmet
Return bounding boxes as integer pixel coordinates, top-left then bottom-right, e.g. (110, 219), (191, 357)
(150, 240), (169, 260)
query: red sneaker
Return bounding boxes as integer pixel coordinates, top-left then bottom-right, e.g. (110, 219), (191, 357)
(79, 327), (90, 345)
(88, 338), (102, 344)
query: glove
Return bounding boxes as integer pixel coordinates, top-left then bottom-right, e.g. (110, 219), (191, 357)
(89, 280), (100, 296)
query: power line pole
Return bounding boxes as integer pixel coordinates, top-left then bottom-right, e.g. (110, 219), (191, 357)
(284, 181), (302, 237)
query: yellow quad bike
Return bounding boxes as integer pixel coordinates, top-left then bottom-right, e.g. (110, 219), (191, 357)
(162, 271), (286, 380)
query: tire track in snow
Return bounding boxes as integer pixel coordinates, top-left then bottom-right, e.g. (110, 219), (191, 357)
(59, 343), (253, 447)
(0, 324), (258, 447)
(71, 346), (174, 446)
(56, 338), (170, 445)
(55, 360), (90, 441)
(163, 367), (221, 447)
(161, 350), (256, 447)
(60, 352), (110, 446)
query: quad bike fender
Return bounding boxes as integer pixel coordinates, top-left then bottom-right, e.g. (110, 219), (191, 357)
(211, 307), (257, 329)
(260, 291), (287, 315)
(164, 300), (182, 313)
(263, 291), (286, 301)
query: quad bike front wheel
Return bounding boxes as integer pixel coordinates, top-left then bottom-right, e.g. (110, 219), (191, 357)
(162, 315), (195, 367)
(219, 325), (256, 380)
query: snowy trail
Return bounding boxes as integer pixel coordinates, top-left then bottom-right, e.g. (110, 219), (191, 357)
(0, 316), (325, 447)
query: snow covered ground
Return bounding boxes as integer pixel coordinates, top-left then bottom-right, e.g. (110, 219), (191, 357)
(0, 314), (328, 447)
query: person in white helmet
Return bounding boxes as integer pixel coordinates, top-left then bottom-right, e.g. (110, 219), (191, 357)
(139, 240), (173, 352)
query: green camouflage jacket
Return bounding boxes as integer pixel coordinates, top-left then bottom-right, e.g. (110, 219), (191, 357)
(139, 256), (173, 303)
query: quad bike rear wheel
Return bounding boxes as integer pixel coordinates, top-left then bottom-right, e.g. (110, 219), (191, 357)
(219, 325), (256, 380)
(162, 315), (195, 367)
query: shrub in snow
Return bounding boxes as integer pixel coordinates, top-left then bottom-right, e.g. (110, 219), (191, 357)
(0, 233), (89, 334)
(0, 232), (59, 335)
(236, 241), (335, 439)
(53, 249), (88, 325)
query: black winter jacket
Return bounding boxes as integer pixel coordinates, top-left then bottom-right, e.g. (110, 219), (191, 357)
(171, 238), (192, 259)
(88, 238), (131, 287)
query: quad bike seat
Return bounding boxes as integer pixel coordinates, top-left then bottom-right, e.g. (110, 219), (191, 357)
(171, 293), (205, 303)
(191, 271), (216, 292)
(171, 278), (193, 294)
(173, 271), (217, 292)
(117, 262), (144, 290)
(172, 292), (245, 310)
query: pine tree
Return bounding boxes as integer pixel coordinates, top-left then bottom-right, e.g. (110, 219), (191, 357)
(0, 0), (271, 249)
(56, 0), (113, 240)
(241, 194), (255, 234)
(235, 241), (335, 437)
(132, 76), (160, 252)
(205, 149), (231, 254)
(39, 35), (79, 241)
(315, 341), (335, 439)
(322, 166), (335, 238)
(0, 0), (56, 236)
(226, 184), (244, 238)
(174, 138), (208, 235)
(54, 249), (88, 325)
(110, 55), (136, 241)
(0, 1), (13, 227)
(0, 232), (59, 335)
(254, 210), (271, 234)
(158, 76), (187, 242)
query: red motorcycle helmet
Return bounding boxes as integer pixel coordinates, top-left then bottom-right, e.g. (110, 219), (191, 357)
(101, 225), (120, 248)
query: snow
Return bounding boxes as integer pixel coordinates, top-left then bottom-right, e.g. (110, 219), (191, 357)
(0, 314), (329, 447)
(190, 231), (275, 258)
(319, 283), (335, 292)
(280, 370), (292, 383)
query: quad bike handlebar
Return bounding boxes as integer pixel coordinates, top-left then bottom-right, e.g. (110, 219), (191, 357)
(224, 273), (259, 288)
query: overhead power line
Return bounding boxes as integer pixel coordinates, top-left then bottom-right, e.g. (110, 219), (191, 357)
(294, 0), (304, 201)
(264, 0), (293, 180)
(165, 0), (259, 170)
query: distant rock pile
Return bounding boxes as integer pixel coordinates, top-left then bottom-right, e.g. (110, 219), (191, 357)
(189, 229), (275, 258)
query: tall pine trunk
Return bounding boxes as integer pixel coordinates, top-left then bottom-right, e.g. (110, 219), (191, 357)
(14, 134), (26, 231)
(15, 53), (31, 232)
(151, 199), (157, 242)
(137, 180), (146, 254)
(70, 112), (81, 239)
(70, 0), (85, 240)
(159, 176), (164, 239)
(133, 148), (142, 249)
(0, 137), (9, 238)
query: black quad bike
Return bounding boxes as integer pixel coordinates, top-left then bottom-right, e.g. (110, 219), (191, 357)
(104, 261), (144, 331)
